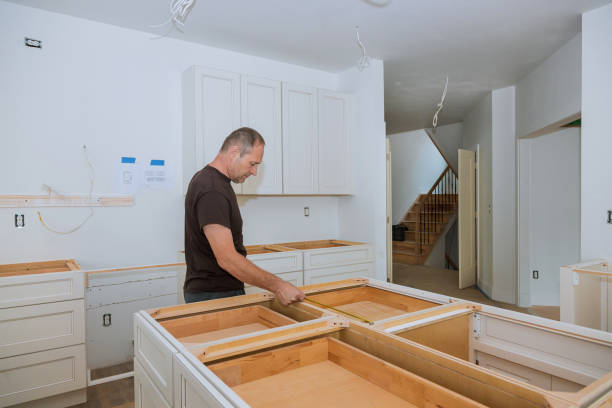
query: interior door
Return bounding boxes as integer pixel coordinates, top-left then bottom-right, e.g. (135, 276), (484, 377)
(386, 138), (393, 283)
(458, 149), (477, 289)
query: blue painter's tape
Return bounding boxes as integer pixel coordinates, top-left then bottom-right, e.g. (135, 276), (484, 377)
(121, 157), (136, 164)
(150, 159), (165, 166)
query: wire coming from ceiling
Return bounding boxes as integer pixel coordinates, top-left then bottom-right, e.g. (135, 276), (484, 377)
(432, 76), (449, 130)
(355, 26), (370, 71)
(149, 0), (196, 39)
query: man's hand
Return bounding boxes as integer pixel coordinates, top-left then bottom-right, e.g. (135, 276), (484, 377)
(272, 281), (305, 306)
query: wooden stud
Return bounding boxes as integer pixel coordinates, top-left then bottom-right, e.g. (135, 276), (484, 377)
(0, 194), (133, 208)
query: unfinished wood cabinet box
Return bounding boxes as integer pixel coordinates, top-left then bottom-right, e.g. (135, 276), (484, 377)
(0, 259), (86, 408)
(135, 278), (612, 408)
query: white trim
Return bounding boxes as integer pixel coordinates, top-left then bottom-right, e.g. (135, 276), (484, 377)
(87, 369), (134, 386)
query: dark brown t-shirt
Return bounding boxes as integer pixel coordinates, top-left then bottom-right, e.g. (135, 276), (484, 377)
(184, 165), (246, 292)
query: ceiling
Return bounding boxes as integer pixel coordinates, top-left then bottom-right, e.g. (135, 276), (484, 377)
(7, 0), (611, 133)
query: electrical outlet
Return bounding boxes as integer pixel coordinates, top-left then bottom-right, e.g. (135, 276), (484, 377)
(532, 270), (539, 279)
(103, 313), (111, 327)
(14, 214), (25, 228)
(304, 207), (310, 217)
(607, 210), (612, 224)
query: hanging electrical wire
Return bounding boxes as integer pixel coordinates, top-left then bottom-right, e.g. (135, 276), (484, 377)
(37, 145), (95, 235)
(355, 25), (371, 71)
(149, 0), (196, 39)
(432, 76), (449, 130)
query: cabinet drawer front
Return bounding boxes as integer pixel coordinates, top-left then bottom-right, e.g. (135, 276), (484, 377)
(245, 271), (303, 295)
(135, 358), (171, 408)
(134, 313), (176, 405)
(174, 354), (234, 408)
(303, 245), (373, 269)
(0, 299), (84, 358)
(0, 344), (86, 407)
(0, 271), (84, 308)
(303, 263), (375, 285)
(247, 252), (302, 273)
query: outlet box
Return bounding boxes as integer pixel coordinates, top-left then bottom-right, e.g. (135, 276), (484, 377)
(532, 270), (539, 279)
(607, 210), (612, 224)
(14, 214), (25, 228)
(103, 313), (111, 327)
(304, 207), (310, 217)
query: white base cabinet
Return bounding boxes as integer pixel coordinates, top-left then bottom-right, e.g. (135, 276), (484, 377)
(0, 265), (86, 408)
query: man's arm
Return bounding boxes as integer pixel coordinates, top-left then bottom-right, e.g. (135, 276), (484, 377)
(204, 224), (305, 305)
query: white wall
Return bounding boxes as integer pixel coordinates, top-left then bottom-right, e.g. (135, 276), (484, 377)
(0, 1), (346, 268)
(239, 197), (339, 244)
(388, 130), (447, 224)
(429, 123), (463, 173)
(491, 86), (516, 303)
(528, 129), (581, 306)
(462, 93), (493, 297)
(516, 34), (581, 138)
(581, 3), (612, 263)
(337, 60), (387, 280)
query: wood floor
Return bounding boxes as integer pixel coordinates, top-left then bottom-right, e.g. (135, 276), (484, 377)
(392, 262), (560, 320)
(70, 266), (559, 407)
(71, 362), (134, 408)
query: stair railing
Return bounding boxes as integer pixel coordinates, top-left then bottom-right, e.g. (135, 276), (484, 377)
(416, 165), (457, 260)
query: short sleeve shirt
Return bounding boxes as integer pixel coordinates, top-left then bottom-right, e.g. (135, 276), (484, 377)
(184, 165), (246, 292)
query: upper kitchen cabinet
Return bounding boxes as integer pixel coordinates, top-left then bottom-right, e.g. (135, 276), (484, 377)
(182, 66), (241, 194)
(317, 90), (351, 194)
(183, 66), (352, 195)
(282, 83), (318, 194)
(241, 76), (282, 194)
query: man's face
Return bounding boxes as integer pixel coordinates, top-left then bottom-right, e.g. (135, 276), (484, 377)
(228, 143), (264, 183)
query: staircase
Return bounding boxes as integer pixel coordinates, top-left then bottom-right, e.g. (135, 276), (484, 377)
(393, 165), (458, 265)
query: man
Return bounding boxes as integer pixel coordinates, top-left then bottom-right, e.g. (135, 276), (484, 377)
(184, 127), (305, 306)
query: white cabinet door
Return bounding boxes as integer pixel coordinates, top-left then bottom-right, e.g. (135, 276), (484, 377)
(134, 358), (171, 408)
(303, 262), (375, 285)
(183, 66), (241, 194)
(241, 76), (282, 194)
(0, 299), (84, 358)
(282, 83), (318, 194)
(0, 270), (84, 308)
(0, 344), (86, 407)
(134, 313), (177, 406)
(173, 353), (234, 408)
(318, 89), (351, 194)
(302, 245), (374, 270)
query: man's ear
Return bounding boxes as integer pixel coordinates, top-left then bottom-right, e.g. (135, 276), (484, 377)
(227, 144), (241, 158)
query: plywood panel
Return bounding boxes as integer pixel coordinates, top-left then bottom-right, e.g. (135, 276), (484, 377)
(232, 360), (413, 408)
(307, 286), (439, 322)
(395, 314), (470, 360)
(160, 305), (296, 343)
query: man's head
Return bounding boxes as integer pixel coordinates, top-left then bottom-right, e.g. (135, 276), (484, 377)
(219, 127), (265, 183)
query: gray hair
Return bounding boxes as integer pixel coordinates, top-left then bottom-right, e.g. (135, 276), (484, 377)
(220, 127), (265, 156)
